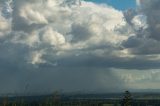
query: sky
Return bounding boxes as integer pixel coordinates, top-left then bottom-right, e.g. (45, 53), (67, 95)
(87, 0), (136, 10)
(1, 0), (160, 95)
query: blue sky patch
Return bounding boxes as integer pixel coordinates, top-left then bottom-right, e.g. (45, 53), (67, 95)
(85, 0), (136, 10)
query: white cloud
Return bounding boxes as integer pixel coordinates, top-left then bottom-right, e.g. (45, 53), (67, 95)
(136, 0), (141, 6)
(132, 14), (148, 30)
(0, 16), (11, 37)
(112, 68), (160, 89)
(42, 27), (66, 46)
(7, 0), (130, 65)
(29, 50), (46, 65)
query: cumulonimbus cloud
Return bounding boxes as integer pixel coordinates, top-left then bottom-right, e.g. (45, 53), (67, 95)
(0, 0), (160, 94)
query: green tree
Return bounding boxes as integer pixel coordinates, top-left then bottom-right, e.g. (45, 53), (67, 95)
(122, 91), (132, 106)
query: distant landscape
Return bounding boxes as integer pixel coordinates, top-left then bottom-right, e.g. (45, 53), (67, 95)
(1, 92), (160, 106)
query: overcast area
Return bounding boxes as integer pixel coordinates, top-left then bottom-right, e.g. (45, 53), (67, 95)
(0, 0), (160, 95)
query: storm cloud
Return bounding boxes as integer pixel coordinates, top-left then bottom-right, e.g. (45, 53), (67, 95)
(0, 0), (160, 94)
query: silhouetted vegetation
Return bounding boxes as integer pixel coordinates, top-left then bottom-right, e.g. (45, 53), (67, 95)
(1, 91), (160, 106)
(122, 91), (132, 106)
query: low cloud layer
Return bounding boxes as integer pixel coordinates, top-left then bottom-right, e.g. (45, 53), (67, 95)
(0, 0), (160, 94)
